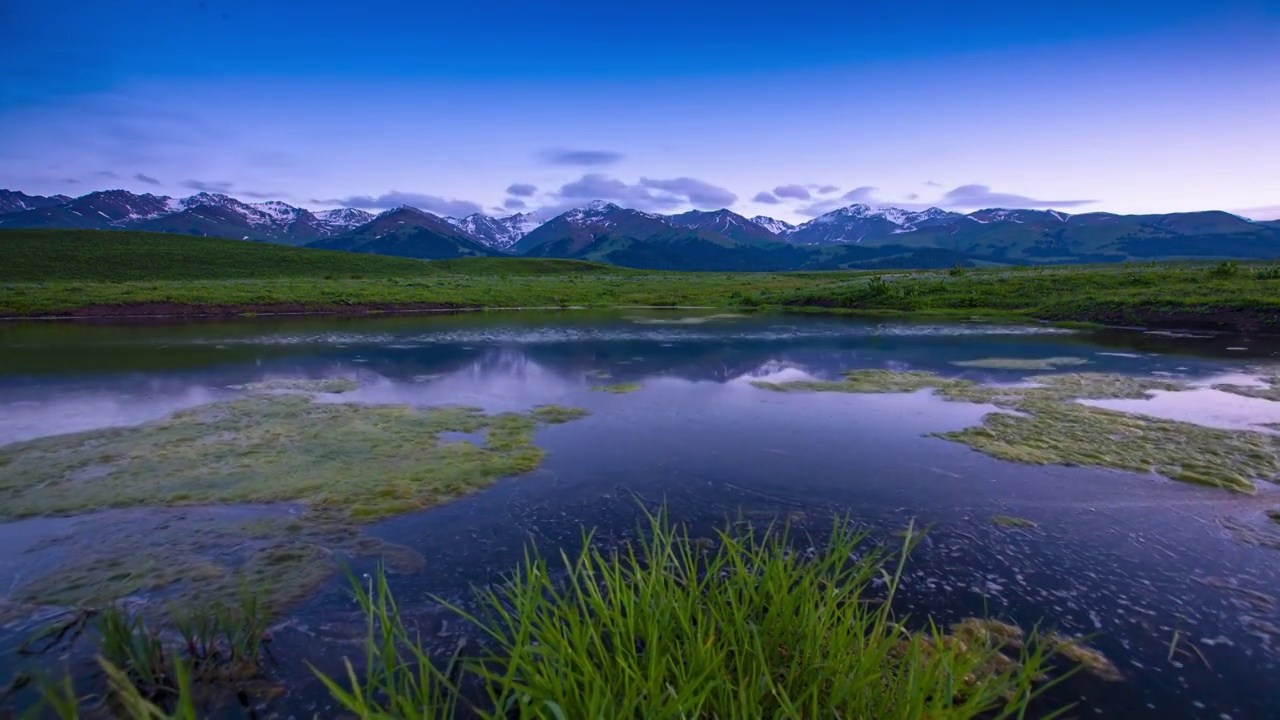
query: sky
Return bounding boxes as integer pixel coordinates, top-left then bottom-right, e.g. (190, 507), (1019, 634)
(1, 0), (1277, 222)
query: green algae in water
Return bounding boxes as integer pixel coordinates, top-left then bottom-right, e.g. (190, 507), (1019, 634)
(0, 395), (588, 521)
(751, 369), (1279, 494)
(589, 382), (642, 394)
(990, 515), (1037, 528)
(951, 357), (1089, 370)
(231, 377), (360, 394)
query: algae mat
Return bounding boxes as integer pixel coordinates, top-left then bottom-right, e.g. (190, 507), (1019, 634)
(754, 370), (1280, 493)
(0, 394), (588, 520)
(0, 391), (588, 609)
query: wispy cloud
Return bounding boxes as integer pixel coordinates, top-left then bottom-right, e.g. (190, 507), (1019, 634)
(924, 180), (942, 188)
(320, 191), (483, 217)
(238, 189), (289, 200)
(506, 182), (537, 197)
(183, 179), (234, 193)
(942, 184), (1096, 209)
(504, 198), (527, 210)
(797, 186), (879, 217)
(752, 191), (782, 205)
(638, 177), (736, 208)
(773, 184), (811, 200)
(816, 185), (839, 194)
(94, 170), (120, 179)
(538, 149), (624, 166)
(133, 173), (161, 185)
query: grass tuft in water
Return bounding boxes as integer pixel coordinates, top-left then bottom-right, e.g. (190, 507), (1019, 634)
(587, 382), (642, 394)
(231, 377), (360, 394)
(316, 513), (1079, 719)
(990, 515), (1038, 528)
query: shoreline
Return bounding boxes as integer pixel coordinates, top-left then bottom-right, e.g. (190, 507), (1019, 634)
(1, 299), (1274, 335)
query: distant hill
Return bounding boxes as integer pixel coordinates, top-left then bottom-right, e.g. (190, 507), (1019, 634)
(308, 207), (500, 260)
(0, 229), (434, 282)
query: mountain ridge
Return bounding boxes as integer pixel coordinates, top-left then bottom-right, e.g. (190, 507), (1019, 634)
(2, 187), (1277, 270)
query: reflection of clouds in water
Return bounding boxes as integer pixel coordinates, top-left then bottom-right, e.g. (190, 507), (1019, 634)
(1082, 388), (1280, 433)
(0, 386), (225, 445)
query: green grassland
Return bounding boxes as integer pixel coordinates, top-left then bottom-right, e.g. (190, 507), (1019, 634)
(3, 230), (1280, 330)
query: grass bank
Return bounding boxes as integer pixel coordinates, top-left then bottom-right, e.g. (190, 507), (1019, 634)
(4, 230), (1280, 331)
(25, 514), (1117, 719)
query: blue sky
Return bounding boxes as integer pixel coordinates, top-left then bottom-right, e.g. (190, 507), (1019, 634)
(1, 0), (1277, 221)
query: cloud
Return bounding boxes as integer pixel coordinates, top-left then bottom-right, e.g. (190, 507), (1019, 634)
(61, 178), (79, 184)
(905, 193), (920, 200)
(942, 184), (1096, 209)
(550, 174), (735, 213)
(94, 170), (120, 179)
(321, 191), (484, 217)
(238, 189), (289, 200)
(797, 186), (880, 217)
(506, 183), (537, 197)
(817, 185), (840, 194)
(504, 198), (527, 210)
(183, 179), (234, 193)
(752, 191), (782, 205)
(773, 184), (811, 200)
(924, 180), (942, 187)
(133, 173), (160, 185)
(538, 149), (624, 166)
(638, 177), (737, 208)
(842, 186), (877, 202)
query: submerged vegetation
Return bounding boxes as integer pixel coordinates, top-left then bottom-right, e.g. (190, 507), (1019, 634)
(754, 370), (1280, 493)
(951, 357), (1089, 370)
(588, 381), (642, 394)
(990, 515), (1038, 528)
(4, 231), (1280, 332)
(0, 388), (588, 610)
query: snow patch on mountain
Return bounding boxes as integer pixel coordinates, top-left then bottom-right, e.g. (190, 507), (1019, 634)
(749, 216), (795, 235)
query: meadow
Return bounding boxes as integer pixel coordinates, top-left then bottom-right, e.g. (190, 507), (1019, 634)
(3, 229), (1280, 332)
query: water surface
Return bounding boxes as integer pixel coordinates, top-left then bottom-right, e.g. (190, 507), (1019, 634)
(2, 310), (1279, 719)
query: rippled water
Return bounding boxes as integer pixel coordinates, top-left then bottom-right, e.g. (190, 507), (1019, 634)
(2, 310), (1279, 719)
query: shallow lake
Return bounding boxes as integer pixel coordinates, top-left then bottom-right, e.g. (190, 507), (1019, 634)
(2, 310), (1279, 719)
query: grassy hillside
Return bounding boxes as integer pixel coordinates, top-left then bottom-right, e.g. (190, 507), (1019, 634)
(0, 229), (436, 282)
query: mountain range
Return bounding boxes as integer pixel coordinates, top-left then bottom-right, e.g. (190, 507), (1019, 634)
(2, 188), (1277, 271)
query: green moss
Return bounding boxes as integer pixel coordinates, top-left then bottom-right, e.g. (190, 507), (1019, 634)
(951, 357), (1089, 370)
(232, 377), (360, 394)
(0, 395), (587, 521)
(990, 515), (1037, 528)
(589, 382), (642, 394)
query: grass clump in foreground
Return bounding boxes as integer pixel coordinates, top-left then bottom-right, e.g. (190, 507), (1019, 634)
(754, 370), (1280, 494)
(587, 381), (641, 394)
(316, 514), (1102, 719)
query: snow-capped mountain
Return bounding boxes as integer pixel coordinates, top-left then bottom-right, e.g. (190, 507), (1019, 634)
(0, 190), (72, 215)
(788, 205), (964, 244)
(749, 216), (796, 235)
(446, 211), (545, 249)
(667, 209), (781, 244)
(314, 208), (375, 231)
(966, 208), (1070, 224)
